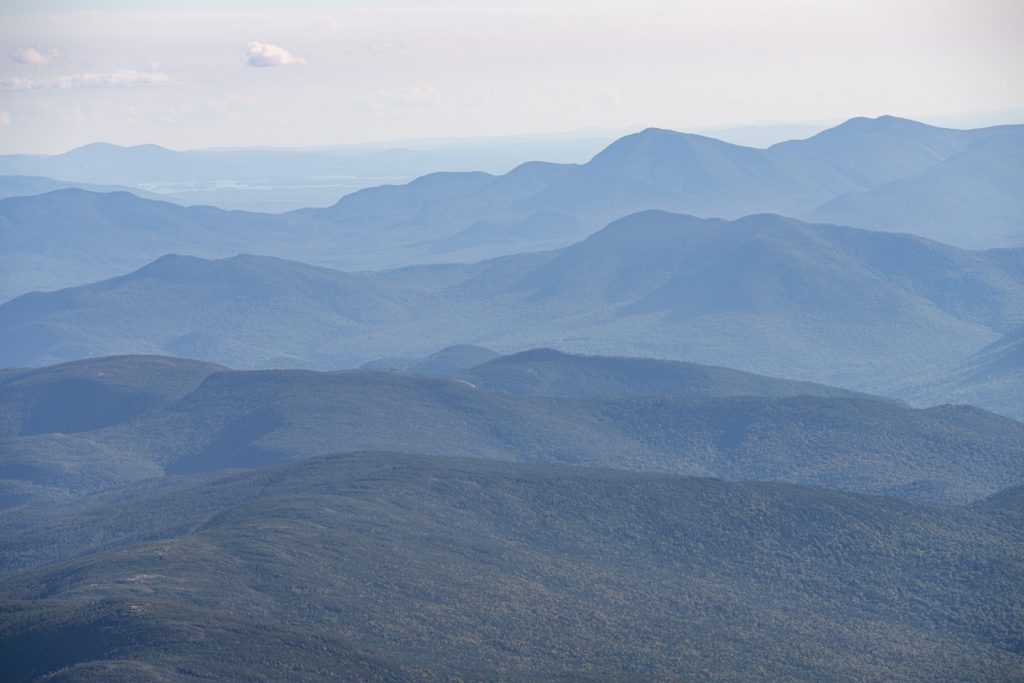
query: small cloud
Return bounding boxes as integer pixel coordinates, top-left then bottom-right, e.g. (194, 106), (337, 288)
(0, 69), (169, 91)
(244, 42), (306, 67)
(12, 46), (60, 67)
(0, 111), (11, 125)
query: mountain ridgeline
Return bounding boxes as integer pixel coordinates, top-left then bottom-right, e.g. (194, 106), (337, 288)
(0, 133), (617, 213)
(1, 353), (1021, 511)
(2, 211), (1020, 412)
(2, 116), (1021, 301)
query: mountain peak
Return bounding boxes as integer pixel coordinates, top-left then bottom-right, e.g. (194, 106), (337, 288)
(67, 141), (127, 152)
(132, 252), (208, 273)
(812, 115), (938, 139)
(620, 126), (730, 147)
(636, 126), (683, 137)
(500, 347), (573, 363)
(59, 141), (177, 160)
(584, 210), (714, 243)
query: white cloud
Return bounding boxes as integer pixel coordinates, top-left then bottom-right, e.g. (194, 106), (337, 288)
(12, 46), (60, 67)
(0, 111), (11, 125)
(58, 70), (169, 88)
(244, 42), (306, 67)
(0, 69), (169, 91)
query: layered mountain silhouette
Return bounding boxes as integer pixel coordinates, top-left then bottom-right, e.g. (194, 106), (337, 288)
(3, 212), (1021, 406)
(0, 134), (617, 209)
(2, 452), (1021, 680)
(896, 327), (1024, 421)
(2, 116), (1020, 300)
(2, 354), (1022, 508)
(5, 111), (1023, 683)
(809, 126), (1024, 248)
(0, 189), (282, 302)
(0, 175), (169, 202)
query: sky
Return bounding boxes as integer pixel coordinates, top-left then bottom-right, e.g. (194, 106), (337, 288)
(0, 0), (1022, 153)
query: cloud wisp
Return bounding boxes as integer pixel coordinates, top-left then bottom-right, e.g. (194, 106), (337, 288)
(0, 69), (169, 91)
(244, 42), (306, 67)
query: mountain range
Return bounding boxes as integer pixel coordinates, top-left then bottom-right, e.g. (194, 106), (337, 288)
(2, 353), (1022, 510)
(2, 116), (1021, 301)
(0, 176), (169, 203)
(3, 111), (1024, 682)
(3, 211), (1021, 410)
(0, 134), (618, 213)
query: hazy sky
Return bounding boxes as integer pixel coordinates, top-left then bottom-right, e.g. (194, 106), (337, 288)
(1, 0), (1021, 153)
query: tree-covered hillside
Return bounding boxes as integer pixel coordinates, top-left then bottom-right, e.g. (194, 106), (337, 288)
(2, 453), (1021, 681)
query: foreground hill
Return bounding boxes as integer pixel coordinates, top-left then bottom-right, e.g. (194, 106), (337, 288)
(2, 452), (1021, 680)
(1, 356), (1021, 507)
(1, 599), (423, 683)
(2, 211), (1021, 404)
(3, 116), (1020, 300)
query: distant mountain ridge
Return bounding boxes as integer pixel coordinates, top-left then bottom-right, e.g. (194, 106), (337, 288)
(2, 116), (1020, 300)
(808, 125), (1024, 247)
(3, 211), (1019, 409)
(0, 134), (618, 213)
(896, 326), (1024, 420)
(0, 175), (170, 202)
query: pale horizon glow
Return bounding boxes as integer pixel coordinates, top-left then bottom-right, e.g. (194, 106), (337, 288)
(0, 0), (1022, 154)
